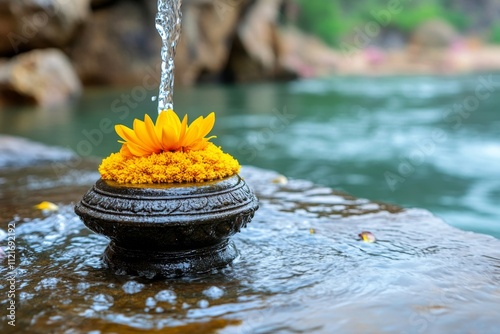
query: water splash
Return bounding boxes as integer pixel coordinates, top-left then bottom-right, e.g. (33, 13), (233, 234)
(156, 0), (182, 113)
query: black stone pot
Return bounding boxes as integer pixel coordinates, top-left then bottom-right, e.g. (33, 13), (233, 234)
(74, 175), (259, 278)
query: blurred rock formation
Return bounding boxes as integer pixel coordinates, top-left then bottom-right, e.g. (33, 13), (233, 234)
(0, 48), (82, 107)
(2, 0), (500, 107)
(0, 0), (90, 56)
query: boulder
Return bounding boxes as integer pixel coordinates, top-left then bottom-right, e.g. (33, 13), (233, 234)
(225, 0), (297, 82)
(69, 0), (160, 86)
(0, 48), (82, 107)
(174, 0), (250, 84)
(0, 0), (90, 56)
(69, 0), (249, 86)
(411, 19), (459, 49)
(90, 0), (115, 8)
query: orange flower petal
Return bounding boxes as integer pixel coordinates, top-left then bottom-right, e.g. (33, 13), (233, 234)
(162, 126), (180, 151)
(179, 114), (188, 142)
(144, 114), (163, 148)
(133, 119), (154, 149)
(199, 112), (215, 138)
(115, 125), (149, 150)
(126, 142), (152, 157)
(120, 144), (133, 158)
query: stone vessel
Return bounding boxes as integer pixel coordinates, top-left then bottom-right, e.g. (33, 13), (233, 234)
(74, 175), (259, 278)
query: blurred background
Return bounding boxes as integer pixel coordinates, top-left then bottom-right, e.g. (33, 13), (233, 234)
(0, 0), (499, 238)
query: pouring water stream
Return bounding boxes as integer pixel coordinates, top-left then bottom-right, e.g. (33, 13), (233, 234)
(156, 0), (182, 113)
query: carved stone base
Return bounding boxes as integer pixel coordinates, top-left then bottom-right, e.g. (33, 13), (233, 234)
(75, 175), (258, 278)
(103, 240), (238, 278)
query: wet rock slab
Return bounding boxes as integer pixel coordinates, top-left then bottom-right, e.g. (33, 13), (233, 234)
(0, 160), (499, 334)
(0, 136), (75, 168)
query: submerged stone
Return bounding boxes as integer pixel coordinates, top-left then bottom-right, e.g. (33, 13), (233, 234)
(0, 158), (499, 333)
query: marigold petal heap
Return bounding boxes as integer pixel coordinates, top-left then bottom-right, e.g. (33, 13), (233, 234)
(100, 110), (240, 184)
(99, 143), (240, 184)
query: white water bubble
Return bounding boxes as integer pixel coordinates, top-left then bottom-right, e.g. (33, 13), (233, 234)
(202, 286), (225, 300)
(122, 281), (145, 294)
(145, 297), (157, 308)
(155, 289), (177, 303)
(198, 299), (209, 308)
(35, 277), (60, 291)
(92, 294), (114, 311)
(0, 229), (7, 241)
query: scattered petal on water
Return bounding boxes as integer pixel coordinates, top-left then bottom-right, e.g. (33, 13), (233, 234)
(271, 175), (288, 185)
(359, 231), (376, 243)
(309, 228), (316, 234)
(34, 201), (59, 212)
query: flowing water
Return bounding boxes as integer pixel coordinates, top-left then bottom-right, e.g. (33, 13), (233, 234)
(0, 161), (499, 333)
(156, 0), (182, 112)
(1, 75), (499, 238)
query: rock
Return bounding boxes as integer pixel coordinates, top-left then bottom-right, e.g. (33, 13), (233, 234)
(225, 0), (297, 82)
(0, 135), (75, 168)
(279, 27), (340, 77)
(69, 0), (160, 86)
(0, 48), (82, 107)
(174, 0), (248, 85)
(69, 0), (297, 86)
(90, 0), (115, 8)
(0, 0), (90, 56)
(69, 0), (249, 86)
(411, 19), (459, 49)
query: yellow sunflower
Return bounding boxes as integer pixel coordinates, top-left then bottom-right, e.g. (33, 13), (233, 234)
(116, 109), (216, 158)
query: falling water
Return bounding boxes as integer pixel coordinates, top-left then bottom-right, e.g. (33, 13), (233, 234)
(156, 0), (182, 113)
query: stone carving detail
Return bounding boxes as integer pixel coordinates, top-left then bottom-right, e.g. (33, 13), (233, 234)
(79, 175), (255, 217)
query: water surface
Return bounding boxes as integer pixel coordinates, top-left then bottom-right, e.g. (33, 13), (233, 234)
(1, 75), (499, 238)
(0, 163), (499, 333)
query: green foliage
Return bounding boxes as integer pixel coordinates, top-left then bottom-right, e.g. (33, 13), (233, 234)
(294, 0), (343, 45)
(391, 2), (442, 32)
(292, 0), (473, 47)
(489, 24), (500, 44)
(441, 11), (471, 32)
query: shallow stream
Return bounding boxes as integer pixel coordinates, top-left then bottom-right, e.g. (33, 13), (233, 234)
(1, 75), (499, 238)
(0, 161), (499, 333)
